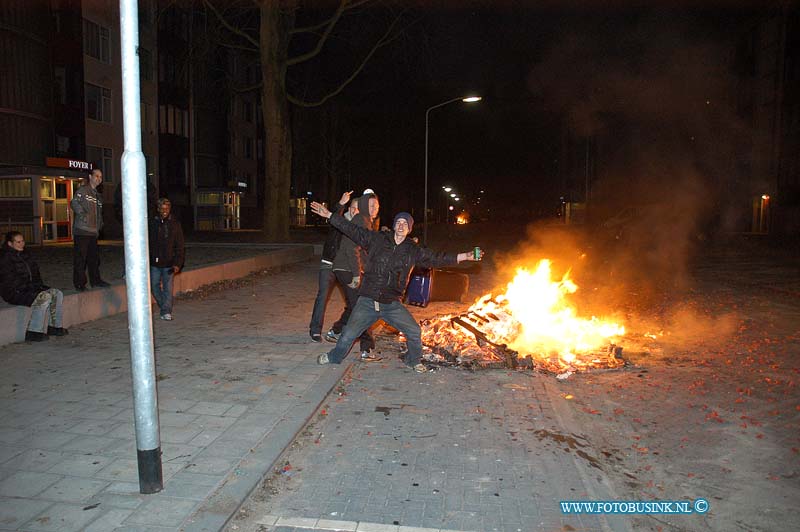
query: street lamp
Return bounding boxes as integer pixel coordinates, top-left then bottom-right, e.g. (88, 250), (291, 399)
(424, 95), (481, 245)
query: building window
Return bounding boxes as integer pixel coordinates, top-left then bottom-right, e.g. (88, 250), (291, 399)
(83, 19), (111, 63)
(87, 146), (113, 183)
(139, 47), (153, 81)
(0, 179), (32, 197)
(54, 67), (66, 104)
(86, 83), (112, 123)
(244, 137), (253, 159)
(56, 135), (70, 154)
(141, 101), (155, 136)
(139, 0), (152, 28)
(243, 100), (253, 122)
(159, 104), (166, 133)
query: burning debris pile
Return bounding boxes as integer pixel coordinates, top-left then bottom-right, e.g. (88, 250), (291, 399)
(420, 259), (627, 375)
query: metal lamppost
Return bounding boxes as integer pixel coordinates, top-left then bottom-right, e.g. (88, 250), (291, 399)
(424, 95), (481, 246)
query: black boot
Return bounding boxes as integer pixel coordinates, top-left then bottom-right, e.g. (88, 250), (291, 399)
(25, 331), (49, 342)
(48, 326), (69, 336)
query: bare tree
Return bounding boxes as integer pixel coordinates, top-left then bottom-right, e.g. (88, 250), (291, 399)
(202, 0), (404, 240)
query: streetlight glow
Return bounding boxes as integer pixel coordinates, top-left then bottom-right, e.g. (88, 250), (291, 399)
(443, 187), (452, 192)
(424, 94), (481, 245)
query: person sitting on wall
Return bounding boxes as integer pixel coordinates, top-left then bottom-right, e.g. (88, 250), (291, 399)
(0, 231), (69, 342)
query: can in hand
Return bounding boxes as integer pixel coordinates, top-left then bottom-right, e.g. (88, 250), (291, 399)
(473, 246), (482, 261)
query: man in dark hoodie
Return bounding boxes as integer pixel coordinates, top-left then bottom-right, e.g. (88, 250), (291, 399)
(326, 192), (379, 358)
(149, 198), (184, 321)
(309, 200), (483, 373)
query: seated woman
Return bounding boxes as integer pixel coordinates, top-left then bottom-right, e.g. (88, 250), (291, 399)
(0, 231), (68, 341)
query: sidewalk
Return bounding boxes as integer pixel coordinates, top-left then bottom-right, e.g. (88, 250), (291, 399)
(0, 259), (350, 531)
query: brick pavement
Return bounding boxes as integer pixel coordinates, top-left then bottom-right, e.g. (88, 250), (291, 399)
(226, 311), (628, 532)
(0, 258), (349, 532)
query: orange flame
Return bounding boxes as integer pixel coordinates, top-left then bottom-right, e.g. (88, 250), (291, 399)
(421, 259), (626, 372)
(494, 260), (624, 359)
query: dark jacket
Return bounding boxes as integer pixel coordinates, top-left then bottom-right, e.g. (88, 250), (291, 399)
(332, 194), (374, 274)
(329, 213), (458, 303)
(0, 248), (48, 306)
(149, 215), (185, 269)
(70, 184), (103, 236)
(320, 201), (349, 265)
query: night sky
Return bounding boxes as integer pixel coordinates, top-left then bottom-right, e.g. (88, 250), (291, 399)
(291, 1), (759, 226)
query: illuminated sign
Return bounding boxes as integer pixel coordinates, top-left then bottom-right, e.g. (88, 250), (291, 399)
(45, 157), (94, 171)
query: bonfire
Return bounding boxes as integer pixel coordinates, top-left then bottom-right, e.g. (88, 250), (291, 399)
(420, 259), (626, 375)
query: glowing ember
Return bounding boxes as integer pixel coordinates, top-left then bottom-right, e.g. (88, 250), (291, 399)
(421, 259), (626, 373)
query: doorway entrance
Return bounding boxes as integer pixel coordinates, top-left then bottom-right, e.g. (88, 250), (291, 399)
(40, 178), (78, 242)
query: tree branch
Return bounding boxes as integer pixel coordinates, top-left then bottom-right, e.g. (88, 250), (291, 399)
(285, 0), (348, 66)
(202, 0), (260, 50)
(290, 0), (374, 35)
(216, 39), (260, 53)
(286, 13), (401, 107)
(342, 0), (374, 10)
(232, 82), (263, 93)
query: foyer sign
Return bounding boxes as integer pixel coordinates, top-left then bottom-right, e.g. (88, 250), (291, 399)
(46, 157), (94, 171)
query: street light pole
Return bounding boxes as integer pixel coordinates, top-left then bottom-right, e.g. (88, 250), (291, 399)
(424, 95), (481, 246)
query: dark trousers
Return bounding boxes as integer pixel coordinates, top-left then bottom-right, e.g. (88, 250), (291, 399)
(73, 234), (102, 288)
(309, 266), (337, 336)
(333, 270), (375, 353)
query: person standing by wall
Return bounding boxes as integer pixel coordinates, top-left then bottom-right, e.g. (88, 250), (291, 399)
(149, 198), (185, 321)
(71, 168), (109, 291)
(1, 231), (68, 342)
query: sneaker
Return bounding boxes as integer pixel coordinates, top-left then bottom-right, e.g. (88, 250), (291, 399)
(412, 363), (428, 373)
(25, 331), (49, 342)
(93, 280), (111, 288)
(47, 326), (69, 336)
(324, 330), (340, 343)
(317, 353), (330, 365)
(361, 351), (382, 361)
(310, 333), (322, 343)
(74, 285), (86, 292)
(160, 313), (173, 321)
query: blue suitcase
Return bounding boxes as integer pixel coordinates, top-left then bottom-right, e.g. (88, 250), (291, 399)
(405, 268), (470, 307)
(405, 268), (433, 307)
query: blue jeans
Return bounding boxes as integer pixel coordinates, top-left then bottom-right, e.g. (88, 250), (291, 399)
(309, 265), (336, 336)
(334, 270), (374, 352)
(150, 266), (174, 315)
(28, 288), (64, 333)
(327, 297), (422, 366)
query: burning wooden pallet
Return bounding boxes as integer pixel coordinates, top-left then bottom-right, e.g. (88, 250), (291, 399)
(420, 303), (626, 375)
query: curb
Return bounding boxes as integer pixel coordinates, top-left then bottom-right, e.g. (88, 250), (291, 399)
(182, 360), (356, 531)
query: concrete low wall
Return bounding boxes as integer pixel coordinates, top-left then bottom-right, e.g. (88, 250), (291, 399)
(0, 245), (313, 348)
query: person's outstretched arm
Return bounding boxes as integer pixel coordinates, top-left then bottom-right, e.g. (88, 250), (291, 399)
(310, 201), (374, 250)
(416, 246), (485, 269)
